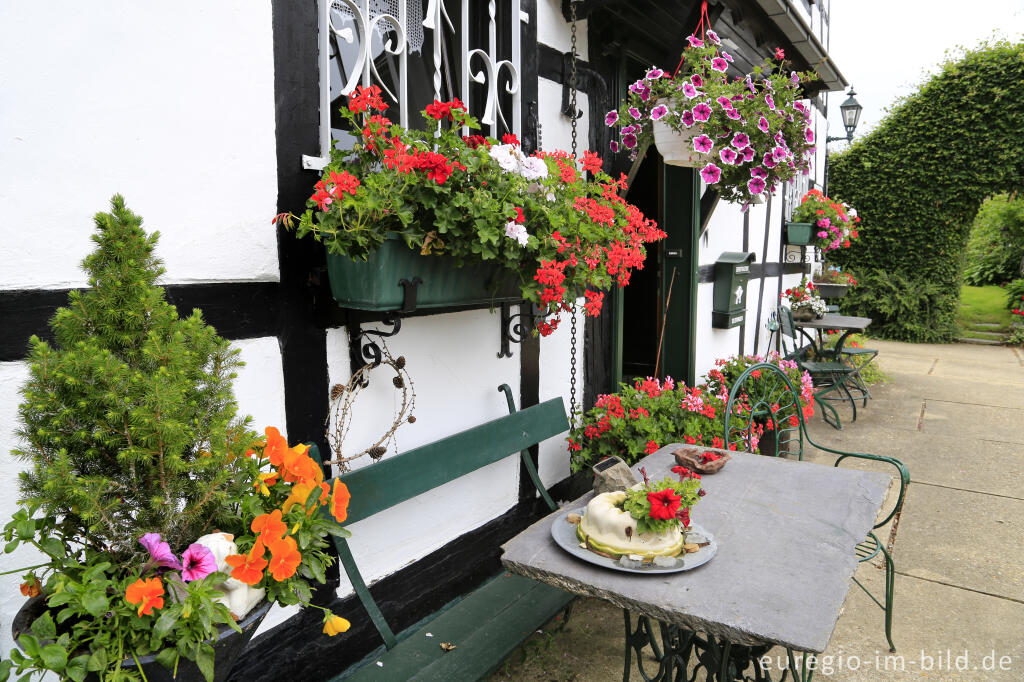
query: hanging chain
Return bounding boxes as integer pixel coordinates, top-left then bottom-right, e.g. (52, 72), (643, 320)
(568, 0), (579, 424)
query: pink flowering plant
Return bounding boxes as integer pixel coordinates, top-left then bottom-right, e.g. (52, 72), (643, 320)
(702, 353), (815, 453)
(567, 377), (731, 472)
(277, 87), (665, 336)
(604, 30), (817, 205)
(791, 188), (860, 253)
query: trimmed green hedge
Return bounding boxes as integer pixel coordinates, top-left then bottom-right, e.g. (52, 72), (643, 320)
(829, 40), (1024, 342)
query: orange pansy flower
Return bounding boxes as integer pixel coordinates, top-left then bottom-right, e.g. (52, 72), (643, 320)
(252, 508), (287, 543)
(254, 471), (280, 496)
(19, 577), (41, 598)
(265, 426), (289, 467)
(281, 447), (321, 486)
(225, 542), (268, 586)
(318, 481), (330, 504)
(125, 577), (165, 617)
(266, 536), (302, 581)
(330, 479), (351, 523)
(323, 614), (351, 636)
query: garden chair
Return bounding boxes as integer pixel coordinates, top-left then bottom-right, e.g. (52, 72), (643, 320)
(817, 333), (880, 406)
(777, 306), (858, 428)
(723, 362), (910, 653)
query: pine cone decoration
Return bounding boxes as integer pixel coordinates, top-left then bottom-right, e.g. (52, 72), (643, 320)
(392, 376), (405, 389)
(368, 446), (386, 460)
(330, 384), (346, 400)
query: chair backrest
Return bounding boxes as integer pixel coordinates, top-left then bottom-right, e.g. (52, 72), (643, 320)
(723, 362), (805, 461)
(310, 386), (569, 649)
(723, 362), (909, 532)
(776, 306), (802, 360)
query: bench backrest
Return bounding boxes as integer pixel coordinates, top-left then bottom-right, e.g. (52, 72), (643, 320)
(310, 385), (568, 649)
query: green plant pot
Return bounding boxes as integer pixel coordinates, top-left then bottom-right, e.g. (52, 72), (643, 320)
(326, 235), (522, 311)
(784, 222), (814, 246)
(813, 283), (850, 299)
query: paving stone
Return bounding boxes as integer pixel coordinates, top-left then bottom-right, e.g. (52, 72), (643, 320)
(919, 400), (1024, 445)
(894, 484), (1024, 601)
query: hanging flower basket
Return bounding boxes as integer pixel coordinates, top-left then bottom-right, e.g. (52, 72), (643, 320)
(785, 222), (814, 245)
(652, 113), (704, 167)
(812, 283), (850, 299)
(326, 234), (521, 312)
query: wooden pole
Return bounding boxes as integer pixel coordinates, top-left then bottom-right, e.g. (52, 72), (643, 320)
(654, 266), (678, 378)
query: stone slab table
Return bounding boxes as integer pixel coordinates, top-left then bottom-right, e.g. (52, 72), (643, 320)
(501, 444), (891, 659)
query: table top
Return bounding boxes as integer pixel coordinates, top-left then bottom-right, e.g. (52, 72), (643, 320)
(794, 314), (872, 331)
(500, 445), (891, 653)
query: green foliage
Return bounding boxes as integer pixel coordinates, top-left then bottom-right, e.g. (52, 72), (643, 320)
(838, 270), (954, 342)
(829, 39), (1024, 341)
(621, 476), (703, 535)
(964, 194), (1024, 285)
(1005, 278), (1024, 309)
(13, 196), (253, 561)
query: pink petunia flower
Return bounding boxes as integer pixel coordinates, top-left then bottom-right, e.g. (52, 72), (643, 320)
(681, 83), (699, 99)
(680, 110), (696, 127)
(758, 116), (770, 133)
(748, 177), (766, 195)
(692, 103), (712, 122)
(628, 106), (642, 120)
(719, 147), (739, 165)
(711, 58), (728, 72)
(609, 140), (619, 152)
(700, 163), (722, 184)
(650, 104), (669, 120)
(622, 133), (638, 149)
(646, 68), (664, 80)
(706, 30), (721, 45)
(180, 544), (218, 582)
(731, 132), (750, 149)
(687, 35), (704, 48)
(693, 134), (714, 153)
(140, 533), (183, 571)
(716, 96), (734, 109)
(762, 153), (778, 169)
(805, 127), (815, 143)
(726, 109), (743, 121)
(722, 51), (734, 63)
(690, 74), (704, 87)
(605, 110), (619, 126)
(740, 146), (756, 162)
(765, 94), (776, 110)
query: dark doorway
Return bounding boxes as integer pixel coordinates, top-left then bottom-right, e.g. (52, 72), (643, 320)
(620, 151), (663, 381)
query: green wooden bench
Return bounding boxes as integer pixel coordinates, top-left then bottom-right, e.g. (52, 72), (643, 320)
(314, 384), (574, 681)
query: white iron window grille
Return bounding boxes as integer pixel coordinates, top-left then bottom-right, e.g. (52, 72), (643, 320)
(303, 0), (526, 171)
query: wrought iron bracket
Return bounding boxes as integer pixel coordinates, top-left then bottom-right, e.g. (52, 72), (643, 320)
(348, 314), (403, 386)
(397, 277), (423, 313)
(498, 302), (538, 358)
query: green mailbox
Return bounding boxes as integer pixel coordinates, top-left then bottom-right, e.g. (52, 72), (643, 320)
(712, 251), (755, 329)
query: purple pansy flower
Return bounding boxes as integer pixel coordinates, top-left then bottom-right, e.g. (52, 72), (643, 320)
(710, 58), (728, 72)
(750, 166), (767, 179)
(719, 147), (739, 165)
(605, 110), (619, 127)
(692, 103), (712, 122)
(646, 67), (664, 80)
(762, 152), (778, 169)
(680, 110), (696, 127)
(747, 177), (766, 195)
(722, 51), (734, 63)
(805, 127), (815, 143)
(681, 82), (699, 99)
(180, 544), (217, 582)
(691, 74), (703, 87)
(687, 35), (704, 47)
(628, 106), (642, 120)
(140, 533), (183, 570)
(731, 133), (750, 149)
(757, 116), (770, 133)
(765, 94), (776, 110)
(693, 134), (714, 154)
(609, 140), (619, 152)
(622, 133), (638, 150)
(706, 30), (721, 45)
(700, 163), (722, 184)
(741, 146), (756, 162)
(650, 104), (669, 120)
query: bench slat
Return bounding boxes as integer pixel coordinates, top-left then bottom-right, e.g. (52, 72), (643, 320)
(336, 573), (573, 681)
(336, 397), (568, 525)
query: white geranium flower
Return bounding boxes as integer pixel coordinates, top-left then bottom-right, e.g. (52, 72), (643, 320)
(520, 156), (549, 180)
(489, 144), (520, 173)
(504, 221), (529, 246)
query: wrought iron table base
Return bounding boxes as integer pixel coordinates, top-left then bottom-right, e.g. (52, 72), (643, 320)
(623, 610), (817, 682)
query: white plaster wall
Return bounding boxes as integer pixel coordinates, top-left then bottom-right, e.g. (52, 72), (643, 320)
(0, 1), (278, 291)
(322, 311), (523, 594)
(231, 337), (289, 441)
(537, 0), (589, 58)
(537, 303), (584, 488)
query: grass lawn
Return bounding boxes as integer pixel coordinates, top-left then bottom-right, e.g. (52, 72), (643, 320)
(959, 285), (1014, 337)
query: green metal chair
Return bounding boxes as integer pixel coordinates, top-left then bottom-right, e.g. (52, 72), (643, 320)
(723, 362), (910, 653)
(817, 335), (880, 407)
(778, 306), (858, 429)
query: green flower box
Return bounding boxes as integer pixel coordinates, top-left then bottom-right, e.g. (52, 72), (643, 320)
(813, 283), (850, 299)
(326, 234), (522, 312)
(784, 222), (814, 246)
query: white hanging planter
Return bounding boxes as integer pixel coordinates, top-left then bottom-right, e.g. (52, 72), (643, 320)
(652, 119), (707, 167)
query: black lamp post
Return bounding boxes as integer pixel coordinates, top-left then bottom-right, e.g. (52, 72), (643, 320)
(826, 88), (862, 143)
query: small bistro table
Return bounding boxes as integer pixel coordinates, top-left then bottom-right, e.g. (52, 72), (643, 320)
(792, 313), (871, 358)
(501, 445), (892, 681)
